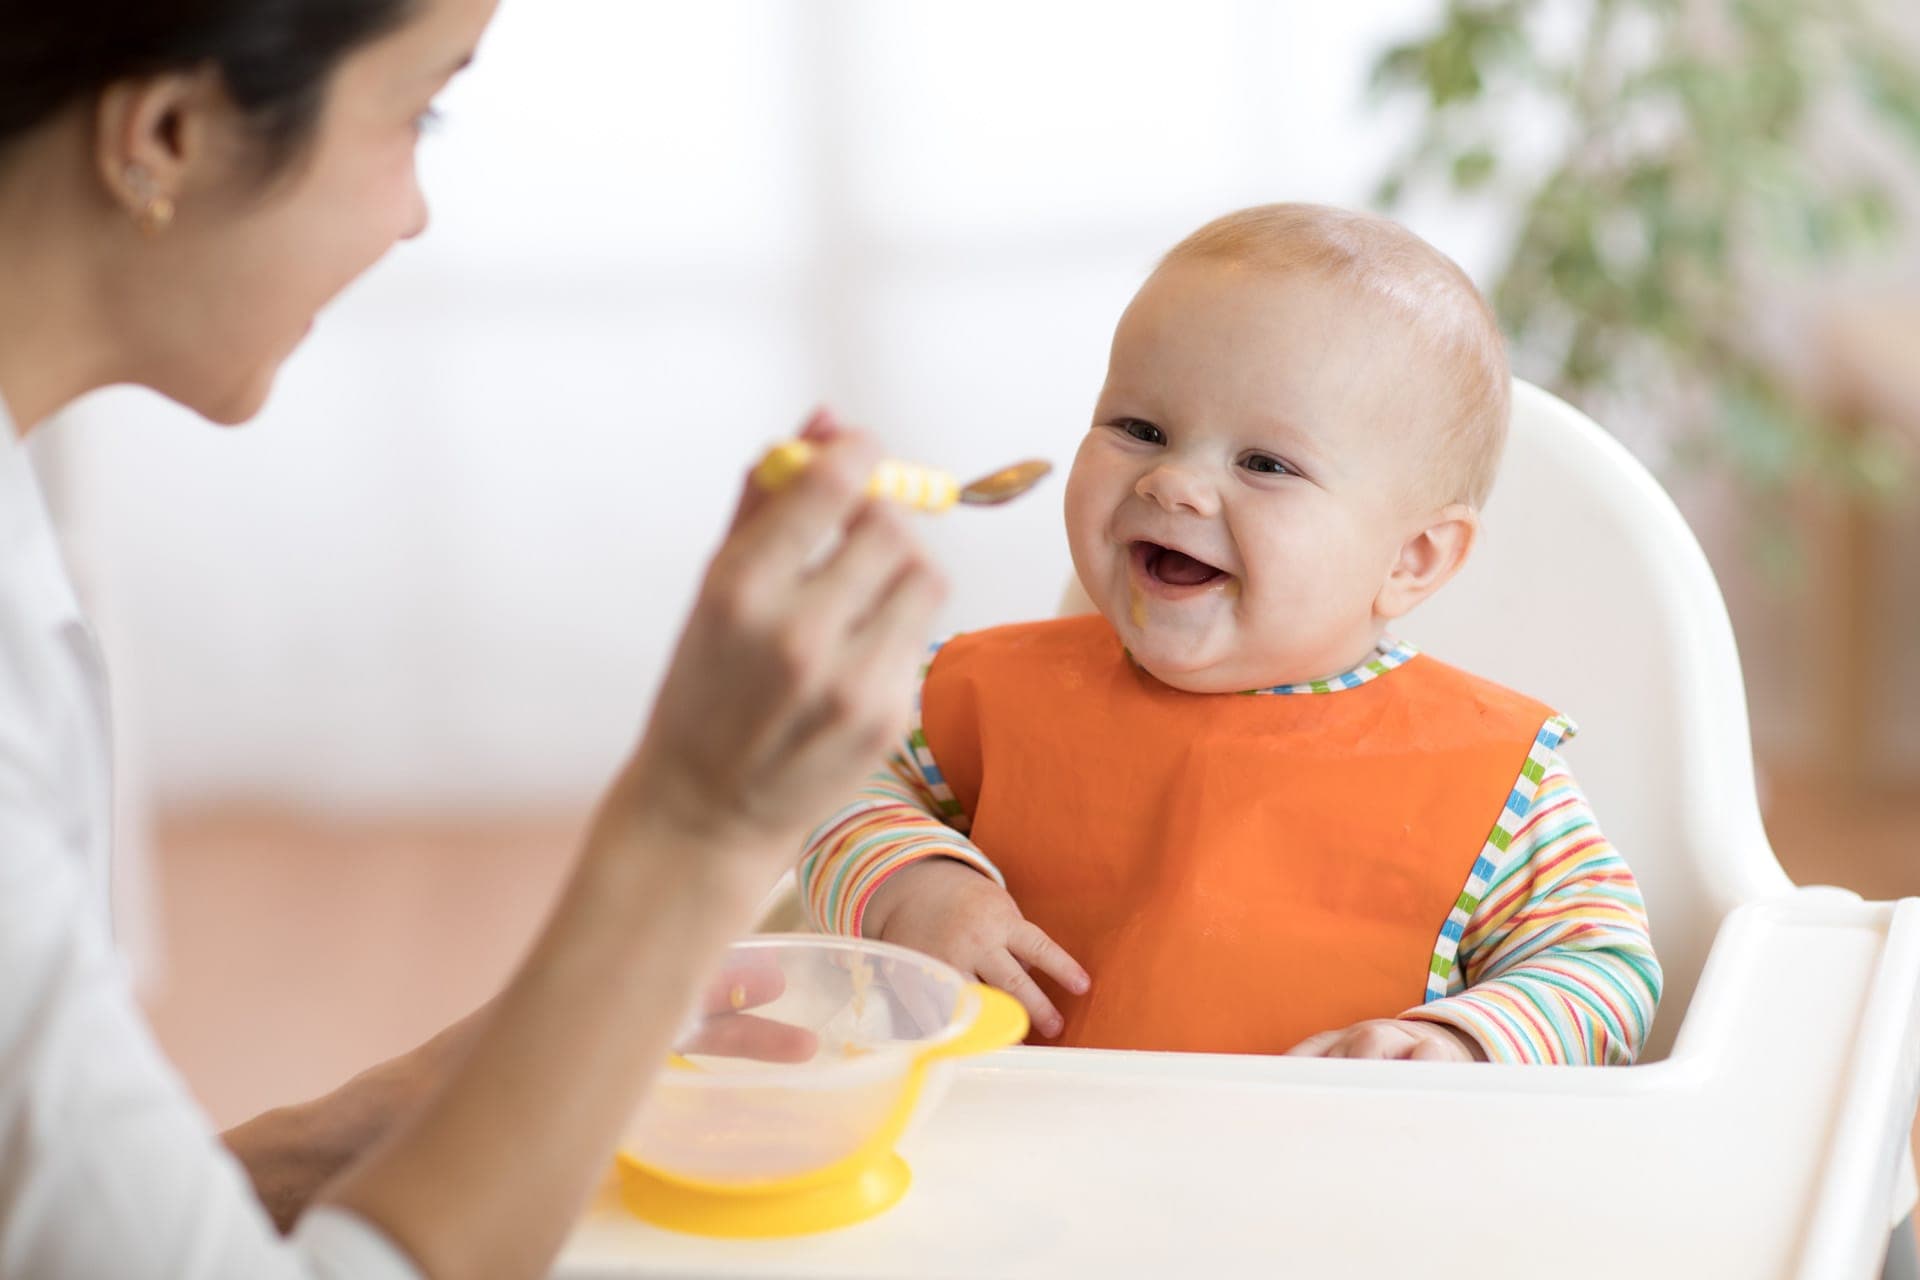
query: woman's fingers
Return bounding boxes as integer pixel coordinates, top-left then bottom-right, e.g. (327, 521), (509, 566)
(770, 550), (944, 769)
(840, 551), (946, 681)
(717, 430), (880, 602)
(620, 414), (944, 859)
(724, 407), (848, 535)
(794, 500), (918, 641)
(797, 406), (848, 444)
(681, 1012), (819, 1063)
(1007, 921), (1090, 996)
(699, 963), (787, 1016)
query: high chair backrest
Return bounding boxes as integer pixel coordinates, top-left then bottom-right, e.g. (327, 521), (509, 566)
(1394, 381), (1796, 1059)
(1057, 380), (1793, 1062)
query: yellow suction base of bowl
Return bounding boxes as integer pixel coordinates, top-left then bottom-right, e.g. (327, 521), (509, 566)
(616, 1154), (912, 1238)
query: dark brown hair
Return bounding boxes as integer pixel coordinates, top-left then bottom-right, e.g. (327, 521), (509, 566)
(0, 0), (419, 172)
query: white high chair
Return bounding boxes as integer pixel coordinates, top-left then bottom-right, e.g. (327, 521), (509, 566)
(559, 383), (1920, 1279)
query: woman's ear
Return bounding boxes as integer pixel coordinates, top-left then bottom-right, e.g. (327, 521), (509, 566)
(1374, 503), (1479, 622)
(92, 67), (229, 226)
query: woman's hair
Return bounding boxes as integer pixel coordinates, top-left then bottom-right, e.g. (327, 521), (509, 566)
(0, 0), (419, 173)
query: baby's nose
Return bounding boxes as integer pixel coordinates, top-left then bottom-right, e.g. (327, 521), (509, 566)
(1136, 462), (1219, 516)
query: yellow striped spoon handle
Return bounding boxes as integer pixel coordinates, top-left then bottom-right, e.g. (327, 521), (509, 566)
(752, 440), (961, 514)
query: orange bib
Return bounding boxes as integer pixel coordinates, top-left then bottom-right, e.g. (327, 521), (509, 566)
(918, 615), (1557, 1053)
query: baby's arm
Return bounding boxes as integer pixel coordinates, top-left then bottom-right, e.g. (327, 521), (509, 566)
(796, 748), (1001, 936)
(1289, 751), (1661, 1064)
(796, 738), (1089, 1037)
(1394, 752), (1663, 1065)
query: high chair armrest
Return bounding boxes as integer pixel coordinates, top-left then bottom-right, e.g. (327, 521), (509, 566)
(1782, 892), (1920, 1279)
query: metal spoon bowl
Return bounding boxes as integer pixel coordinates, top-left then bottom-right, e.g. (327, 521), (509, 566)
(959, 459), (1053, 505)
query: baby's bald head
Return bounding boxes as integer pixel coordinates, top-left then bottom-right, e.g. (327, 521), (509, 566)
(1160, 203), (1510, 509)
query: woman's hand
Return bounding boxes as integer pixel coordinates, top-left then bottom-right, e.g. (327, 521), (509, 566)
(225, 1003), (493, 1232)
(678, 958), (819, 1062)
(323, 410), (944, 1279)
(230, 962), (812, 1235)
(614, 410), (946, 871)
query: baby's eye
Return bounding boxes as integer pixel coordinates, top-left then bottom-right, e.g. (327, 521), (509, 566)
(1241, 452), (1295, 477)
(1113, 418), (1165, 445)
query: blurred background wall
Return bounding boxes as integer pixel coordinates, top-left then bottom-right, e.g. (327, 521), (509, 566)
(52, 0), (1920, 822)
(50, 0), (1491, 820)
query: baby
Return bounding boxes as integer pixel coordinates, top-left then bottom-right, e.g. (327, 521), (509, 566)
(798, 204), (1662, 1064)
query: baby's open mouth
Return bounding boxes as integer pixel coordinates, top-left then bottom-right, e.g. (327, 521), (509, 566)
(1132, 540), (1227, 588)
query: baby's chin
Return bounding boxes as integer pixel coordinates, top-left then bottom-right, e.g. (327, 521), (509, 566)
(1134, 661), (1246, 694)
(1110, 624), (1266, 694)
(1107, 612), (1345, 694)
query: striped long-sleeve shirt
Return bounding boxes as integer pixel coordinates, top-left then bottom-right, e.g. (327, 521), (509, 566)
(798, 640), (1663, 1066)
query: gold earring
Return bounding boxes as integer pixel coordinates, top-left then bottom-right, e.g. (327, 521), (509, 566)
(123, 164), (175, 234)
(138, 193), (175, 234)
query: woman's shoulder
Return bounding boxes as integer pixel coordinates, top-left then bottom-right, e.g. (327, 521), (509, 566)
(0, 433), (111, 869)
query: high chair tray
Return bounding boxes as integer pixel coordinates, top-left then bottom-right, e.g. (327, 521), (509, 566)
(555, 894), (1920, 1279)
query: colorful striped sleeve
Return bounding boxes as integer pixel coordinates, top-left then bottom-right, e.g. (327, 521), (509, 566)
(1401, 751), (1663, 1066)
(795, 649), (1003, 938)
(796, 753), (1004, 937)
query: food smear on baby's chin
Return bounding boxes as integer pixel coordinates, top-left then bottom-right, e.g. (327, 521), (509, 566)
(1129, 579), (1147, 627)
(728, 984), (748, 1011)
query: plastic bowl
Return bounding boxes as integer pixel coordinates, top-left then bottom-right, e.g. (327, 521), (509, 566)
(614, 933), (1026, 1236)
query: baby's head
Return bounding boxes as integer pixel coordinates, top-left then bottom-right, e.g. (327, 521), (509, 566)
(1064, 203), (1509, 694)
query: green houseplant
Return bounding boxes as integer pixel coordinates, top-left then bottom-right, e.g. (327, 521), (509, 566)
(1370, 0), (1920, 516)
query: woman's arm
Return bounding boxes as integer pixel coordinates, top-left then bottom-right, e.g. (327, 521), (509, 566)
(0, 418), (936, 1279)
(319, 422), (947, 1278)
(223, 1005), (489, 1232)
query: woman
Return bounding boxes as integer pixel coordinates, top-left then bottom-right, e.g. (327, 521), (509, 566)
(0, 0), (944, 1275)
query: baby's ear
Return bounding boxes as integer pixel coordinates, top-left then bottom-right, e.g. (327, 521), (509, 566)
(1374, 504), (1479, 622)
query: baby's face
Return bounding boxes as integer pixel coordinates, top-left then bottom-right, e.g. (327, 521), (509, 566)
(1064, 258), (1446, 693)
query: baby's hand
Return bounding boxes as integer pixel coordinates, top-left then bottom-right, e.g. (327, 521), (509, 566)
(1286, 1018), (1485, 1062)
(862, 858), (1090, 1038)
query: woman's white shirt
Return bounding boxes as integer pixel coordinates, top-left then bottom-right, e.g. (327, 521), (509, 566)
(0, 401), (420, 1279)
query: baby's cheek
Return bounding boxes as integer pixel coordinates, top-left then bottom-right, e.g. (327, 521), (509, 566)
(1061, 483), (1101, 559)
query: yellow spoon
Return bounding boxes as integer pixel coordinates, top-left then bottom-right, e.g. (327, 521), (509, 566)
(752, 440), (1053, 514)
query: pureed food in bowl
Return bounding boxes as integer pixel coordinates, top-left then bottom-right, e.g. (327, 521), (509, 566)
(622, 935), (980, 1186)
